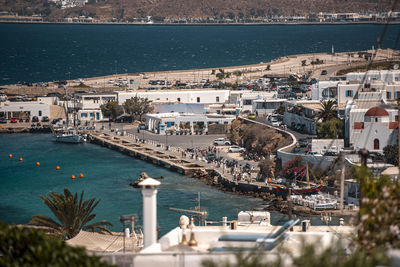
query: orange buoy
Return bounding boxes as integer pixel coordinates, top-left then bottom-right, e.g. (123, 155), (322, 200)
(8, 154), (12, 158)
(79, 173), (84, 178)
(36, 162), (40, 166)
(56, 165), (60, 170)
(19, 157), (23, 162)
(71, 175), (76, 179)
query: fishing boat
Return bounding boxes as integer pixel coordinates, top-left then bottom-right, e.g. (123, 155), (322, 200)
(275, 164), (322, 195)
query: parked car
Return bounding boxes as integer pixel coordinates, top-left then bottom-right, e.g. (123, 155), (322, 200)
(32, 116), (39, 122)
(228, 145), (246, 153)
(324, 151), (338, 157)
(115, 115), (133, 123)
(297, 138), (310, 147)
(206, 153), (217, 162)
(41, 116), (49, 122)
(51, 118), (62, 124)
(213, 138), (231, 146)
(248, 113), (256, 119)
(290, 147), (302, 154)
(321, 70), (327, 75)
(138, 123), (146, 130)
(10, 117), (18, 123)
(305, 151), (321, 156)
(0, 117), (7, 123)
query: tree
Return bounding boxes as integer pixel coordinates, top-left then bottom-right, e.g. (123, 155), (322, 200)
(352, 166), (400, 251)
(258, 159), (275, 180)
(0, 222), (112, 266)
(301, 60), (307, 66)
(383, 144), (398, 166)
(29, 188), (113, 240)
(316, 119), (344, 139)
(216, 69), (225, 80)
(266, 65), (271, 71)
(123, 96), (154, 121)
(100, 101), (123, 122)
(316, 100), (337, 122)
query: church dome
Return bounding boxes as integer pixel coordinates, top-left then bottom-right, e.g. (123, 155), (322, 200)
(365, 107), (389, 117)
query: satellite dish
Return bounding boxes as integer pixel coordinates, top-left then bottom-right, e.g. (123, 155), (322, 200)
(394, 64), (399, 70)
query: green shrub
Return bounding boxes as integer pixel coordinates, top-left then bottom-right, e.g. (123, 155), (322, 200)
(0, 222), (113, 267)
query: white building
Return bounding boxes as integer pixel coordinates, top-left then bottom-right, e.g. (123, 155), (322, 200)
(311, 80), (340, 101)
(345, 100), (398, 153)
(337, 70), (400, 105)
(0, 101), (52, 121)
(252, 99), (286, 115)
(283, 100), (322, 135)
(311, 139), (344, 154)
(75, 93), (117, 121)
(145, 112), (235, 134)
(229, 91), (277, 112)
(118, 90), (231, 105)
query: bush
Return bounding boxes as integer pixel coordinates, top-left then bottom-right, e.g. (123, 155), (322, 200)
(383, 144), (398, 166)
(0, 222), (112, 267)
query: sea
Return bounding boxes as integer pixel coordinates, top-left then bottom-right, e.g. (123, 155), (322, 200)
(0, 134), (268, 234)
(0, 23), (396, 233)
(0, 23), (399, 85)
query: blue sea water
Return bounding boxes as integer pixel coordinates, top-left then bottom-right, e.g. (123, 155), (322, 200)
(0, 134), (269, 234)
(0, 23), (399, 85)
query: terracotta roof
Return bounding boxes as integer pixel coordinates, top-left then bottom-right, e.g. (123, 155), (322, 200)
(354, 122), (364, 130)
(365, 107), (389, 117)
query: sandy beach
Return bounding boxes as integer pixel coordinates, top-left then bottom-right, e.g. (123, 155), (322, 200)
(1, 49), (397, 96)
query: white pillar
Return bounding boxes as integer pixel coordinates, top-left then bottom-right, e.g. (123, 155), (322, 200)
(139, 178), (161, 249)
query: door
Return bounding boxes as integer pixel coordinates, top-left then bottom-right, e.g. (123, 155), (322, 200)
(373, 139), (380, 150)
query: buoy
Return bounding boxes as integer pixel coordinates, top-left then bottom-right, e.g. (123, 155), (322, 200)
(8, 154), (12, 158)
(56, 165), (60, 170)
(19, 157), (23, 162)
(36, 162), (40, 166)
(79, 173), (84, 178)
(71, 175), (76, 179)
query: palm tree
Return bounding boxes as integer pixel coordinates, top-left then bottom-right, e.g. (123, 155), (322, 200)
(29, 188), (113, 240)
(316, 100), (337, 122)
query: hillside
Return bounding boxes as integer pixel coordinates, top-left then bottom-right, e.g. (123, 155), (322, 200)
(0, 0), (396, 21)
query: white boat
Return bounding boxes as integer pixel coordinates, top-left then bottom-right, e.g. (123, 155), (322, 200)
(53, 128), (85, 144)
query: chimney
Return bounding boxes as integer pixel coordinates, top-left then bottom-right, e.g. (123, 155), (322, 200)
(139, 178), (161, 249)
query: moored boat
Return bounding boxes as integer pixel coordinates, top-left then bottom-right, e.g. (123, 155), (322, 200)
(53, 128), (85, 143)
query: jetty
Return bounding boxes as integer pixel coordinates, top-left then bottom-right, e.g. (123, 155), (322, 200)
(88, 129), (356, 217)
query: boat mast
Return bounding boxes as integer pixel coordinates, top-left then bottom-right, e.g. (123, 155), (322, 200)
(306, 163), (310, 187)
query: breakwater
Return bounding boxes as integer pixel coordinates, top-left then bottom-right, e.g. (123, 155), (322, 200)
(89, 130), (355, 217)
(89, 131), (285, 199)
(0, 125), (51, 133)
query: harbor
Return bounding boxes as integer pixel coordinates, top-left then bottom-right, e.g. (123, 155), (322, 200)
(87, 123), (357, 217)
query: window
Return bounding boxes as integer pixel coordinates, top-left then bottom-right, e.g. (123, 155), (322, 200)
(197, 97), (200, 103)
(244, 100), (252, 105)
(216, 96), (220, 102)
(345, 90), (353, 97)
(375, 117), (378, 122)
(396, 115), (398, 121)
(38, 110), (42, 116)
(395, 92), (400, 99)
(373, 139), (380, 150)
(387, 92), (392, 99)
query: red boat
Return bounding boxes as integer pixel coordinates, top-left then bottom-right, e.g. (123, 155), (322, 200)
(275, 184), (322, 195)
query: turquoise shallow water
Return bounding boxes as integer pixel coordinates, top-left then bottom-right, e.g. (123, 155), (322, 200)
(0, 134), (269, 234)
